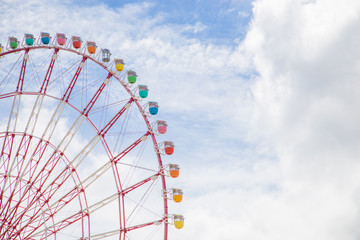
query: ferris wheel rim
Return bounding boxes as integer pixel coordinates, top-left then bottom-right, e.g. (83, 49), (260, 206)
(0, 131), (89, 239)
(0, 44), (170, 239)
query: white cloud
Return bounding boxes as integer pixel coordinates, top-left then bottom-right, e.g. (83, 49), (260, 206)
(241, 0), (360, 239)
(183, 21), (208, 33)
(238, 10), (250, 18)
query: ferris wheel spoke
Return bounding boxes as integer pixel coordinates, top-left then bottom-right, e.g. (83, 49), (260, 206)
(0, 92), (16, 100)
(23, 202), (88, 239)
(0, 52), (23, 95)
(12, 181), (80, 236)
(0, 133), (15, 176)
(121, 174), (160, 197)
(116, 161), (158, 174)
(40, 48), (60, 94)
(125, 220), (163, 234)
(0, 134), (74, 224)
(25, 95), (45, 135)
(59, 114), (86, 154)
(0, 140), (73, 237)
(27, 134), (156, 218)
(67, 98), (136, 170)
(20, 72), (121, 175)
(23, 49), (60, 136)
(16, 49), (29, 93)
(0, 136), (48, 222)
(99, 98), (134, 137)
(110, 132), (151, 205)
(24, 194), (85, 239)
(125, 177), (160, 224)
(82, 173), (161, 218)
(5, 94), (21, 133)
(0, 182), (56, 239)
(25, 55), (42, 91)
(42, 103), (141, 198)
(82, 72), (112, 117)
(82, 228), (122, 240)
(35, 56), (88, 144)
(63, 135), (153, 201)
(2, 49), (63, 201)
(80, 159), (112, 189)
(2, 50), (29, 136)
(81, 220), (163, 240)
(0, 150), (65, 231)
(0, 95), (54, 199)
(79, 133), (153, 193)
(0, 135), (33, 217)
(5, 99), (139, 219)
(0, 133), (16, 205)
(71, 134), (101, 168)
(41, 100), (67, 142)
(39, 57), (88, 143)
(62, 55), (88, 103)
(20, 177), (89, 239)
(97, 98), (135, 158)
(7, 171), (86, 239)
(90, 98), (129, 115)
(87, 192), (119, 214)
(8, 134), (33, 177)
(13, 56), (92, 187)
(16, 138), (51, 191)
(48, 58), (82, 90)
(19, 134), (159, 232)
(112, 132), (150, 164)
(56, 73), (114, 154)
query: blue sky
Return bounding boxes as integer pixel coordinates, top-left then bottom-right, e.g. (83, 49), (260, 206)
(2, 0), (360, 239)
(86, 0), (253, 44)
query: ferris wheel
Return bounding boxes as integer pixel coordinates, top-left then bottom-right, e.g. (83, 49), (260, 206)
(0, 32), (184, 240)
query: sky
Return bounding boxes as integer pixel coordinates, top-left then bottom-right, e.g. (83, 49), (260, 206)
(1, 0), (360, 239)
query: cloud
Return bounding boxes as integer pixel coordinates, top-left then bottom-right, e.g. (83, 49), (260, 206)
(183, 21), (208, 33)
(239, 0), (360, 238)
(238, 10), (250, 18)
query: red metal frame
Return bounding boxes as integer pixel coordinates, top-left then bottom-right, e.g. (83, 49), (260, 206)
(63, 55), (88, 102)
(100, 98), (134, 136)
(82, 72), (112, 116)
(0, 49), (30, 208)
(113, 132), (151, 164)
(0, 45), (169, 239)
(0, 134), (88, 239)
(40, 48), (60, 94)
(0, 48), (90, 239)
(16, 48), (29, 93)
(120, 173), (160, 196)
(0, 49), (62, 210)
